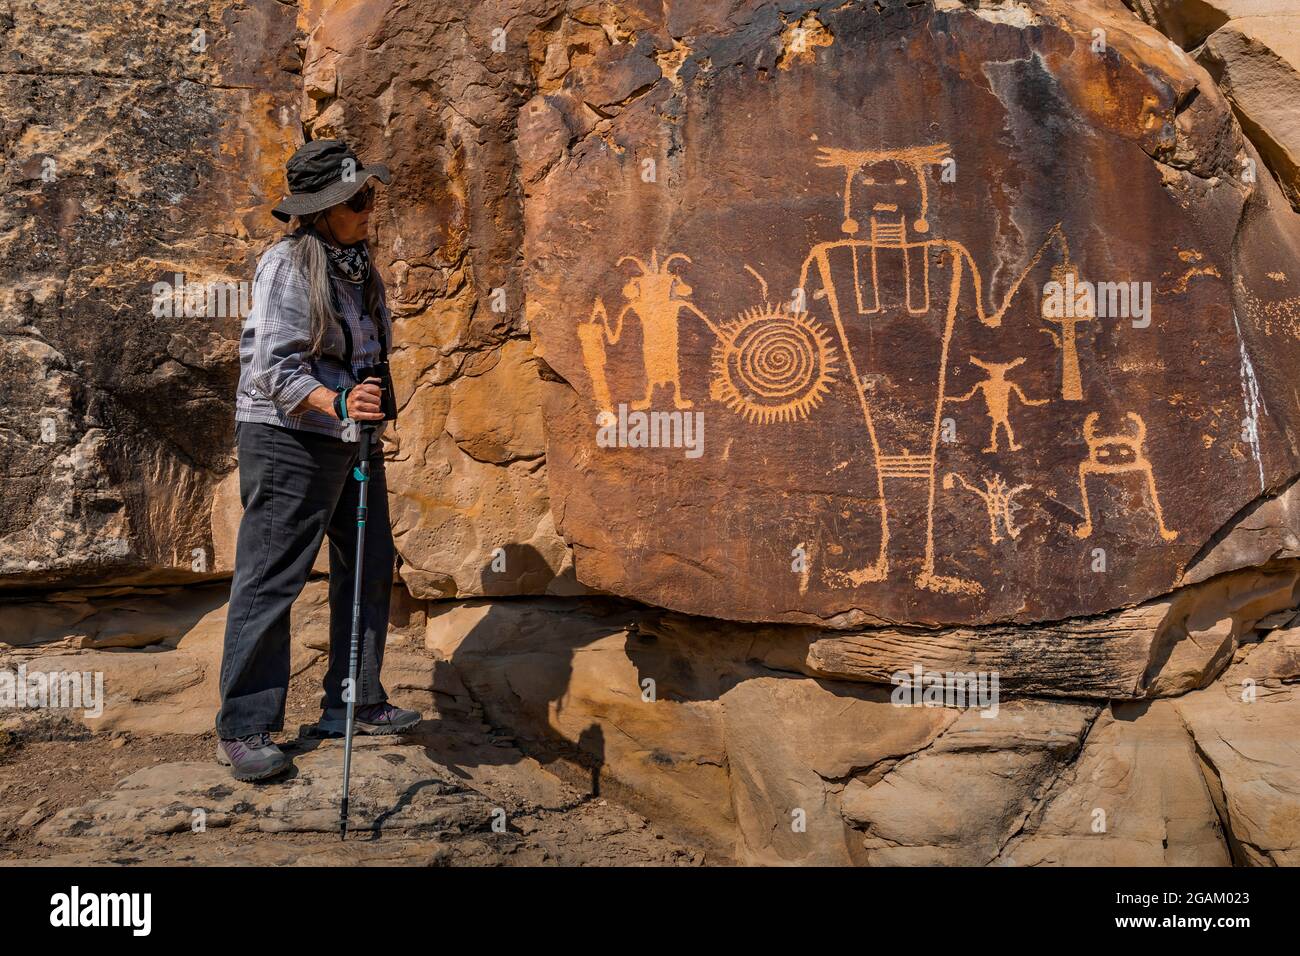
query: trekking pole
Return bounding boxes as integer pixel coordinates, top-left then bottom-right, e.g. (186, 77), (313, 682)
(339, 424), (375, 841)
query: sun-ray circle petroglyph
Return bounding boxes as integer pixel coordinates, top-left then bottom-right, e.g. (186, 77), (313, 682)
(709, 307), (835, 420)
(709, 299), (838, 424)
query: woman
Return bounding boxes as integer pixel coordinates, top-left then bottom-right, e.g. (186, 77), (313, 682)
(216, 139), (420, 782)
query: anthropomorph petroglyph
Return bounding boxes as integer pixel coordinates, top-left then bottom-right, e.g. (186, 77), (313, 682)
(1074, 411), (1177, 542)
(944, 356), (1048, 453)
(943, 472), (1031, 544)
(581, 251), (716, 412)
(579, 143), (1096, 598)
(793, 143), (1071, 596)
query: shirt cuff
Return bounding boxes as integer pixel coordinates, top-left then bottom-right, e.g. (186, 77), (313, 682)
(275, 375), (328, 417)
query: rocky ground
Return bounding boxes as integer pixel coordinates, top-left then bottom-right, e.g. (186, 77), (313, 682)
(4, 581), (1300, 866)
(0, 653), (707, 867)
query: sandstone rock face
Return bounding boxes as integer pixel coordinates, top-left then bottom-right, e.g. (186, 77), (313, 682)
(1197, 17), (1300, 211)
(806, 561), (1300, 696)
(431, 594), (1300, 865)
(1126, 4), (1300, 210)
(7, 0), (1299, 628)
(841, 699), (1100, 866)
(525, 0), (1300, 627)
(424, 598), (747, 847)
(1175, 632), (1300, 866)
(1125, 1), (1298, 48)
(720, 676), (955, 865)
(0, 581), (327, 734)
(0, 0), (584, 598)
(0, 0), (301, 589)
(995, 700), (1232, 866)
(293, 0), (579, 598)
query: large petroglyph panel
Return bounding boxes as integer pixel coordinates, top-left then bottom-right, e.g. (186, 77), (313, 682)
(523, 0), (1300, 627)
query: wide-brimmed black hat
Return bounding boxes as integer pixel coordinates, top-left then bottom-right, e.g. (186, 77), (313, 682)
(272, 139), (391, 222)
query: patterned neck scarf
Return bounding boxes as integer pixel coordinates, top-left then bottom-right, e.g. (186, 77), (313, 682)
(321, 237), (371, 285)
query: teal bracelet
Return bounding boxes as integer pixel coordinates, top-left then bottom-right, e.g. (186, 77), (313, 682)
(335, 386), (352, 422)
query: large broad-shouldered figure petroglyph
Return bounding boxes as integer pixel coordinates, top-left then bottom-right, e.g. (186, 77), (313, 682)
(792, 144), (1074, 596)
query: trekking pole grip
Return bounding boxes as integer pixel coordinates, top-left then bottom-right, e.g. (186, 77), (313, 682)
(353, 425), (375, 484)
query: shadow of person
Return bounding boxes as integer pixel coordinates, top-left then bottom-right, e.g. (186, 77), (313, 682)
(441, 549), (792, 804)
(576, 723), (605, 796)
(421, 544), (928, 858)
(478, 542), (571, 597)
(437, 603), (626, 790)
(414, 543), (636, 795)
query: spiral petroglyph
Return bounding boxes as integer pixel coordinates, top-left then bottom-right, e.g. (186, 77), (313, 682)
(710, 305), (838, 424)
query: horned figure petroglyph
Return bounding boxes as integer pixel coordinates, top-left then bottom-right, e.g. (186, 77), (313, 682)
(944, 356), (1048, 453)
(943, 472), (1031, 545)
(1074, 412), (1177, 542)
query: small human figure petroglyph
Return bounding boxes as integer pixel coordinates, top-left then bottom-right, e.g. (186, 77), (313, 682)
(944, 357), (1047, 453)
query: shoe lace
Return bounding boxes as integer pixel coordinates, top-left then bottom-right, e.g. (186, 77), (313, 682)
(239, 732), (272, 748)
(359, 703), (392, 721)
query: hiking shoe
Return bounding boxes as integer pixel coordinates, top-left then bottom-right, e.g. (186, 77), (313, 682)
(216, 733), (291, 782)
(317, 702), (422, 737)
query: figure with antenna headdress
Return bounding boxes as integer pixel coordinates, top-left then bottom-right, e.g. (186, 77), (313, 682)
(580, 250), (719, 412)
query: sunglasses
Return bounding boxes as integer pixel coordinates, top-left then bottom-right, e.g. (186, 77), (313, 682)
(345, 184), (376, 212)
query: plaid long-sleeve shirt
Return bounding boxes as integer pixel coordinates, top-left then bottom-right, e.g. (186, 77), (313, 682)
(235, 232), (391, 439)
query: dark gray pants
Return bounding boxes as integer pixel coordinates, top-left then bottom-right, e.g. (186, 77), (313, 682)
(217, 421), (392, 738)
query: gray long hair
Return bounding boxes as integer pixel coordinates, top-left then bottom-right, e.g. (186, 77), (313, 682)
(291, 213), (387, 357)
